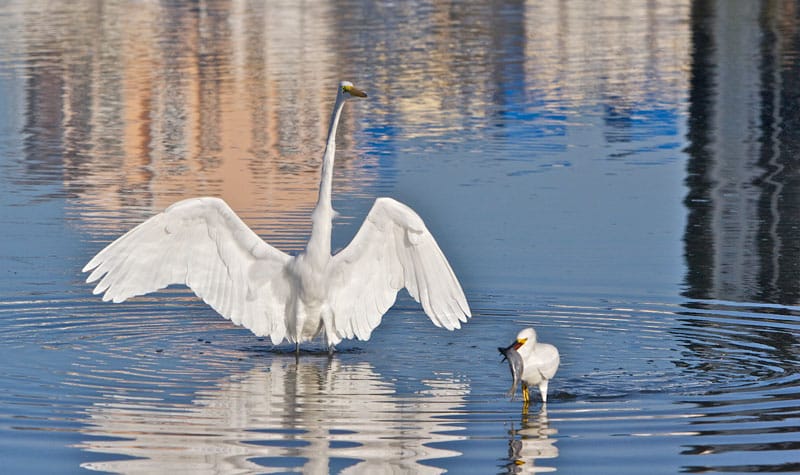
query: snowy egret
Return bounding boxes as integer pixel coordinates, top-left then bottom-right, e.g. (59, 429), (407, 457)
(499, 328), (560, 403)
(83, 81), (471, 351)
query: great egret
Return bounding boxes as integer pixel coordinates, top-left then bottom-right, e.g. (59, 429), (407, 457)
(499, 328), (560, 403)
(83, 81), (471, 351)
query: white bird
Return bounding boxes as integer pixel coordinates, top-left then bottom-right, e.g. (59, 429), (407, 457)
(83, 81), (471, 351)
(499, 328), (560, 404)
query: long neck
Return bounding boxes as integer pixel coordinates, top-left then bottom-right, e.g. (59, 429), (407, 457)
(306, 95), (345, 261)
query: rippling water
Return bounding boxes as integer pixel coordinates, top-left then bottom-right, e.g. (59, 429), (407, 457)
(1, 0), (799, 473)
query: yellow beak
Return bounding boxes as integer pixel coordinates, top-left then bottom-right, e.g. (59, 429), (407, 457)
(344, 85), (368, 98)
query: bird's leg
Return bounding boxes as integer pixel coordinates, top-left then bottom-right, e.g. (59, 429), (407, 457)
(321, 308), (336, 358)
(522, 383), (530, 403)
(295, 341), (300, 355)
(324, 333), (336, 357)
(539, 380), (549, 404)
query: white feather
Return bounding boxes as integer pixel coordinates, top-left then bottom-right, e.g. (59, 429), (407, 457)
(83, 197), (292, 343)
(83, 81), (470, 348)
(329, 198), (470, 341)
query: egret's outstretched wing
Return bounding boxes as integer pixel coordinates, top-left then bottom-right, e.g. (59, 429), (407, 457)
(328, 197), (470, 341)
(82, 197), (292, 343)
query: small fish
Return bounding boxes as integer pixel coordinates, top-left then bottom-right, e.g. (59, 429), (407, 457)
(498, 345), (524, 400)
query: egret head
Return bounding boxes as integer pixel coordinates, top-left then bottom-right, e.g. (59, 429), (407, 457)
(500, 327), (538, 355)
(339, 80), (367, 100)
(514, 327), (538, 349)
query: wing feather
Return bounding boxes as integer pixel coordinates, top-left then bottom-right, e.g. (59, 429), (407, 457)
(329, 197), (470, 341)
(83, 197), (292, 343)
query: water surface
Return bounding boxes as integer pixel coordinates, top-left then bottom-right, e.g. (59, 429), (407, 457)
(1, 0), (799, 473)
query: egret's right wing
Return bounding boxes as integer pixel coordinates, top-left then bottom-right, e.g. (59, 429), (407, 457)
(328, 197), (470, 342)
(83, 197), (292, 343)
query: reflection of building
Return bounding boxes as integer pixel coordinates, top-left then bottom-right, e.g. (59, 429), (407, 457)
(684, 0), (800, 304)
(522, 1), (690, 161)
(6, 0), (694, 218)
(6, 0), (694, 245)
(8, 1), (377, 246)
(78, 358), (467, 474)
(341, 1), (689, 141)
(523, 1), (689, 108)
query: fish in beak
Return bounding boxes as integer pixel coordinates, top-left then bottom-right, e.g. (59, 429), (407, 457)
(498, 343), (524, 400)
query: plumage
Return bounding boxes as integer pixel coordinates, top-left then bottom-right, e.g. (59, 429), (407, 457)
(83, 81), (471, 349)
(500, 327), (560, 403)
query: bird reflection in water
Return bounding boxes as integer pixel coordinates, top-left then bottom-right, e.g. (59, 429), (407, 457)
(502, 407), (559, 473)
(77, 356), (468, 474)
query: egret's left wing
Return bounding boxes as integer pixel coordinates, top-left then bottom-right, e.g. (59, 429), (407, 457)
(328, 197), (470, 342)
(82, 197), (292, 343)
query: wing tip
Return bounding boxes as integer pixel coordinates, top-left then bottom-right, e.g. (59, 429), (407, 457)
(82, 254), (103, 274)
(85, 269), (103, 284)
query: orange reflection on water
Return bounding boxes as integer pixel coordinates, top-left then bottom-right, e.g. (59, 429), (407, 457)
(6, 0), (695, 237)
(11, 1), (376, 240)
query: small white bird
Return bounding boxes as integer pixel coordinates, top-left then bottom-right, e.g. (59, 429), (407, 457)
(499, 328), (560, 404)
(83, 81), (471, 351)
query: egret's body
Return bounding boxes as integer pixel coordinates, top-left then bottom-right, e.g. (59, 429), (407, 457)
(501, 328), (560, 403)
(83, 81), (471, 350)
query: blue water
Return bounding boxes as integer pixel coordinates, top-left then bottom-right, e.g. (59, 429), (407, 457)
(1, 1), (799, 473)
